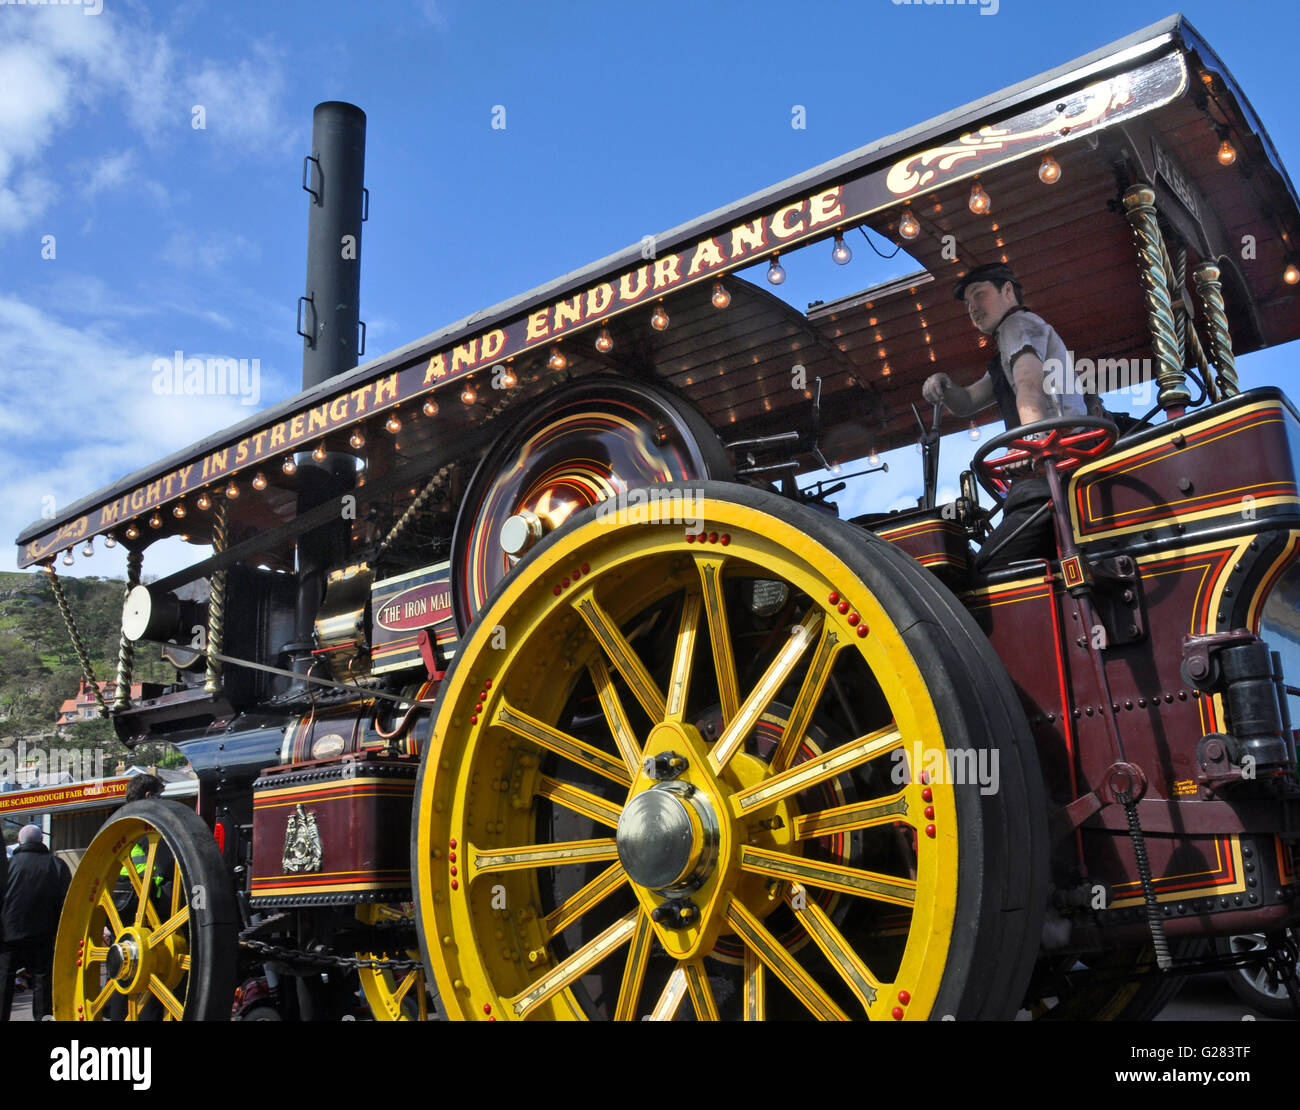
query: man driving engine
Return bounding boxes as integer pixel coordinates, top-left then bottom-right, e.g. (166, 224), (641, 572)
(922, 262), (1094, 568)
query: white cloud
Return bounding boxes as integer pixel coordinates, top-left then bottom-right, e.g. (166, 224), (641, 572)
(419, 0), (448, 30)
(0, 7), (294, 238)
(83, 149), (137, 197)
(185, 41), (298, 155)
(0, 294), (263, 579)
(158, 229), (261, 273)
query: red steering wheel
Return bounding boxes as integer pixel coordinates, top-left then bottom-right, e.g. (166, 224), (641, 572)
(971, 416), (1118, 502)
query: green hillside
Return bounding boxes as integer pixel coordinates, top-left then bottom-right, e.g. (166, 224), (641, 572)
(0, 570), (181, 834)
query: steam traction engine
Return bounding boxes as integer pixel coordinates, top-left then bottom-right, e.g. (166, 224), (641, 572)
(23, 18), (1300, 1020)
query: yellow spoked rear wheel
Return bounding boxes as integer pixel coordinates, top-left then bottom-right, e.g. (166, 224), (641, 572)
(356, 903), (430, 1020)
(53, 800), (237, 1021)
(414, 483), (1045, 1020)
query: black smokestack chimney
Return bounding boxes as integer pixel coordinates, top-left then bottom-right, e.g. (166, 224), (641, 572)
(300, 101), (367, 387)
(284, 102), (367, 695)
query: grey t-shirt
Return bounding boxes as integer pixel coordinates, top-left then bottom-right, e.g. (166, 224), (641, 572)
(994, 310), (1090, 419)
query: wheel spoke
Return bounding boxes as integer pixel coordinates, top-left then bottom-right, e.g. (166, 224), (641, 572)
(148, 974), (185, 1021)
(391, 970), (417, 1007)
(541, 863), (629, 941)
(770, 625), (846, 773)
(709, 610), (823, 774)
(494, 699), (631, 786)
(726, 897), (848, 1021)
(648, 966), (689, 1021)
(683, 961), (719, 1021)
(469, 838), (620, 876)
(98, 892), (124, 938)
(572, 590), (666, 721)
(506, 909), (638, 1018)
(696, 556), (740, 724)
(85, 979), (116, 1020)
(83, 944), (109, 964)
(795, 789), (913, 840)
(786, 887), (881, 1013)
(743, 946), (765, 1021)
(665, 592), (703, 720)
(146, 905), (191, 949)
(741, 846), (916, 907)
(536, 776), (622, 828)
(170, 860), (182, 919)
(126, 994), (142, 1020)
(733, 724), (902, 813)
(614, 910), (654, 1021)
(588, 657), (642, 772)
(134, 835), (161, 928)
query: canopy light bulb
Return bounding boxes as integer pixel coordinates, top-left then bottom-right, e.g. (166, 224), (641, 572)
(968, 183), (991, 215)
(461, 382), (477, 405)
(968, 421), (981, 441)
(386, 413), (402, 434)
(595, 328), (613, 353)
(898, 210), (921, 240)
(311, 443), (327, 462)
(501, 367), (517, 388)
(1038, 155), (1061, 184)
(831, 233), (852, 265)
(62, 548), (74, 566)
(766, 256), (786, 285)
(1284, 262), (1300, 285)
(281, 456), (297, 476)
(423, 398), (439, 417)
(1217, 139), (1237, 166)
(547, 348), (567, 371)
(82, 539), (94, 557)
(651, 304), (670, 331)
(125, 523), (140, 540)
(711, 282), (731, 309)
(149, 513), (162, 529)
(225, 481), (240, 500)
(251, 472), (267, 491)
(103, 534), (117, 549)
(172, 502), (186, 519)
(197, 490), (212, 510)
(868, 448), (881, 467)
(349, 429), (365, 449)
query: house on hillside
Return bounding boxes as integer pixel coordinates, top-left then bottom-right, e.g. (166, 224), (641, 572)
(54, 680), (143, 726)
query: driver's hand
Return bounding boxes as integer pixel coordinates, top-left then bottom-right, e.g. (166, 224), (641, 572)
(922, 373), (952, 406)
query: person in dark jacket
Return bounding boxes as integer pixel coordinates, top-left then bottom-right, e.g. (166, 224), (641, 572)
(0, 824), (70, 1020)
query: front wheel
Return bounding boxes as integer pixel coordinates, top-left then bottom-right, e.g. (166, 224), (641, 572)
(413, 482), (1048, 1019)
(53, 799), (238, 1021)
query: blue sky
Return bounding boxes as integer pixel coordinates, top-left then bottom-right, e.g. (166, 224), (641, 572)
(3, 0), (1298, 580)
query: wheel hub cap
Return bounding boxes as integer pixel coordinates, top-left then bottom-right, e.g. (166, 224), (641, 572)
(617, 782), (717, 893)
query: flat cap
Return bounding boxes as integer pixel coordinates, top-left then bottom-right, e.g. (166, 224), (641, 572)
(953, 262), (1021, 301)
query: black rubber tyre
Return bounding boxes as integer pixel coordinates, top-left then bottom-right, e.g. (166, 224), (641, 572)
(53, 799), (239, 1021)
(1218, 930), (1300, 1018)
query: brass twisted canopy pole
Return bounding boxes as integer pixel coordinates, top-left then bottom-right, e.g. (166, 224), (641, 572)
(1158, 237), (1218, 404)
(1192, 261), (1240, 399)
(114, 548), (143, 711)
(1122, 185), (1189, 414)
(205, 501), (228, 695)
